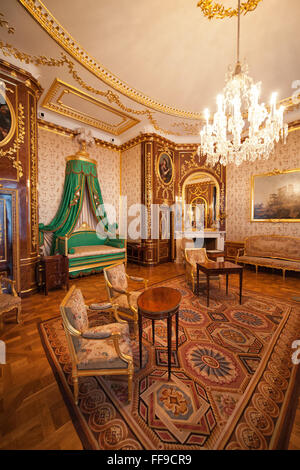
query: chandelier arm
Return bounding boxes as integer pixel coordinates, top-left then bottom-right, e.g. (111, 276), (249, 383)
(237, 0), (241, 64)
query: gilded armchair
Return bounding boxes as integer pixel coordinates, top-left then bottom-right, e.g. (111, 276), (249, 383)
(0, 276), (21, 331)
(60, 285), (134, 405)
(103, 261), (148, 337)
(184, 248), (221, 292)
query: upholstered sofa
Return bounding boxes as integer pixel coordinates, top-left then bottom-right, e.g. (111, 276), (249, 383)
(56, 229), (126, 278)
(236, 235), (300, 280)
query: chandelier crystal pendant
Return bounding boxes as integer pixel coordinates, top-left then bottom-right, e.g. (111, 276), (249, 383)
(198, 0), (288, 166)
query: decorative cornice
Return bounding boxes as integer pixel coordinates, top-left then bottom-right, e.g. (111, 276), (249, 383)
(197, 0), (263, 20)
(37, 119), (119, 151)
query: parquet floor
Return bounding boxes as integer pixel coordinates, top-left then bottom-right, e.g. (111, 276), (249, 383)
(0, 262), (299, 450)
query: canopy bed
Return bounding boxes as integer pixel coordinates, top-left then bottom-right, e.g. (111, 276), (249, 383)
(39, 148), (126, 277)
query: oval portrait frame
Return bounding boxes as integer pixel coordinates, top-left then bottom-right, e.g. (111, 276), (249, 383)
(156, 151), (174, 186)
(0, 91), (16, 148)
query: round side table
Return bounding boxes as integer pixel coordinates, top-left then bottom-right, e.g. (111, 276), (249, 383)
(137, 286), (181, 380)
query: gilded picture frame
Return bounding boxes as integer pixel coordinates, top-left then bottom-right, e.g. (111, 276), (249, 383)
(251, 168), (300, 222)
(156, 151), (174, 186)
(0, 91), (16, 148)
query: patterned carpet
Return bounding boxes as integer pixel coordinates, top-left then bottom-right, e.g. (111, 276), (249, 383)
(39, 276), (300, 450)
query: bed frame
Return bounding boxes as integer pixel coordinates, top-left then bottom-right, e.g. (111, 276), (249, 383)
(56, 225), (126, 278)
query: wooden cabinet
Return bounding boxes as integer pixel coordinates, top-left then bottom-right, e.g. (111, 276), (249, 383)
(0, 59), (43, 295)
(38, 255), (69, 295)
(127, 241), (144, 265)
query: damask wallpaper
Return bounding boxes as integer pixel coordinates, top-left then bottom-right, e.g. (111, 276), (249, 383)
(226, 129), (300, 241)
(121, 144), (142, 236)
(37, 128), (120, 228)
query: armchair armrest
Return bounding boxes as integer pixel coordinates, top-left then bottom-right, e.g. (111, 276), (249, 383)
(127, 275), (149, 289)
(111, 332), (133, 365)
(185, 258), (194, 272)
(236, 248), (245, 262)
(87, 302), (112, 311)
(82, 330), (111, 340)
(0, 277), (18, 297)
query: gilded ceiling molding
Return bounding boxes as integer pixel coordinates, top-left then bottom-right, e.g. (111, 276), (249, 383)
(18, 0), (204, 119)
(42, 78), (140, 136)
(0, 40), (191, 138)
(288, 120), (300, 134)
(2, 27), (299, 139)
(197, 0), (263, 20)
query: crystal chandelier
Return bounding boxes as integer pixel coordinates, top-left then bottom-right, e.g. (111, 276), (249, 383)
(198, 0), (288, 166)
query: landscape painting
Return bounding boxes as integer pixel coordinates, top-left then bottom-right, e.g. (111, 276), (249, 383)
(251, 169), (300, 222)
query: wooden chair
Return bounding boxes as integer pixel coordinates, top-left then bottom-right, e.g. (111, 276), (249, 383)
(0, 276), (21, 332)
(103, 261), (148, 337)
(184, 248), (221, 293)
(60, 285), (134, 405)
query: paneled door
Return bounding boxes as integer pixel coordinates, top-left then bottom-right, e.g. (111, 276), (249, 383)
(0, 192), (13, 284)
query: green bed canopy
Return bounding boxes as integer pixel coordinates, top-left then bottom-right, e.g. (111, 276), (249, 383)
(39, 153), (117, 255)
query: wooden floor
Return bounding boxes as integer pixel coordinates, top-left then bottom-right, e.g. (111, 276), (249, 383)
(0, 262), (299, 450)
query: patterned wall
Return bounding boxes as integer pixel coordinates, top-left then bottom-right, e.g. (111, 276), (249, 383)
(38, 127), (120, 227)
(226, 129), (300, 241)
(121, 144), (142, 237)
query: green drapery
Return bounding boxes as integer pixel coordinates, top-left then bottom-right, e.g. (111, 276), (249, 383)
(39, 158), (117, 254)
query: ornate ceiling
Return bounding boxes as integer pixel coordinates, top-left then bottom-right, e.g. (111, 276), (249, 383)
(0, 0), (299, 144)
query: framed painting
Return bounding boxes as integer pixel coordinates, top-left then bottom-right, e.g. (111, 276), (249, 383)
(157, 152), (174, 186)
(251, 168), (300, 222)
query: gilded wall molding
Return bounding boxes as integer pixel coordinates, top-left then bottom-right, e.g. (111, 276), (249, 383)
(0, 102), (25, 179)
(30, 105), (38, 249)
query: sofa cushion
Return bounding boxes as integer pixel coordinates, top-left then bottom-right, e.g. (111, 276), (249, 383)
(68, 245), (125, 259)
(245, 235), (300, 261)
(239, 255), (300, 270)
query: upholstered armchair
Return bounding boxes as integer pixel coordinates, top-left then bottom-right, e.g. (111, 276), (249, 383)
(60, 285), (134, 405)
(103, 261), (148, 337)
(0, 276), (21, 331)
(184, 248), (221, 292)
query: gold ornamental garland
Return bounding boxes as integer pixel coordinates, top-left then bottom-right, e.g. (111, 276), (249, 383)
(0, 102), (25, 178)
(197, 0), (263, 20)
(0, 12), (15, 34)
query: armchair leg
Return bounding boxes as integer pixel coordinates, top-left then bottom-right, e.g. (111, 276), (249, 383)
(16, 305), (21, 324)
(73, 375), (79, 405)
(133, 320), (138, 339)
(128, 371), (133, 403)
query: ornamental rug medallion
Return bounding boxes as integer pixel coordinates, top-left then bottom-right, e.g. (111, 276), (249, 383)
(39, 276), (300, 450)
